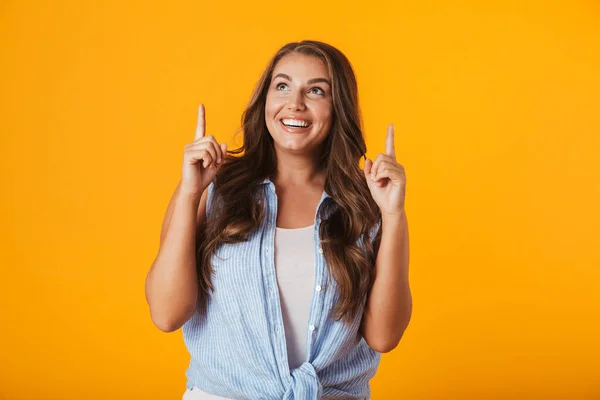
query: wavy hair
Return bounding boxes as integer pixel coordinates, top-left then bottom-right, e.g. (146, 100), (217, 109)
(196, 40), (382, 324)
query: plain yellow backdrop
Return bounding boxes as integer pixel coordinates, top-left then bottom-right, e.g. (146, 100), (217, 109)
(1, 1), (599, 399)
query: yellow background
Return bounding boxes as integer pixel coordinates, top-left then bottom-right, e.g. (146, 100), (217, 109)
(1, 1), (599, 399)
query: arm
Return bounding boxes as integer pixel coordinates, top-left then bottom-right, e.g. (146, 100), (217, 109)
(144, 180), (209, 332)
(360, 211), (412, 353)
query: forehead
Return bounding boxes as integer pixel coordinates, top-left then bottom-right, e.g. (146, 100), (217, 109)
(272, 53), (329, 79)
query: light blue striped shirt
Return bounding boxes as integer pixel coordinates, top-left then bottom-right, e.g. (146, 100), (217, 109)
(182, 177), (381, 399)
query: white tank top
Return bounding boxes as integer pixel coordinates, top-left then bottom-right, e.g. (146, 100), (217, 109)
(182, 224), (316, 400)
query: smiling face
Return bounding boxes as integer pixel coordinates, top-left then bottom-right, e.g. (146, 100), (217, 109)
(265, 53), (333, 155)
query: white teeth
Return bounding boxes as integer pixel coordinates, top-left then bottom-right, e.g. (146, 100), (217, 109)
(282, 119), (310, 128)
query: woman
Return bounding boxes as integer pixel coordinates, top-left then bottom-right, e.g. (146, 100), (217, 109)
(145, 40), (412, 400)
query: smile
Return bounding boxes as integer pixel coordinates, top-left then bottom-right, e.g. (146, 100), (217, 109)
(279, 119), (312, 133)
(281, 119), (312, 128)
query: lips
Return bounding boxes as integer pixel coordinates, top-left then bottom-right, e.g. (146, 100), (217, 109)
(279, 120), (312, 133)
(281, 118), (311, 128)
(279, 117), (312, 133)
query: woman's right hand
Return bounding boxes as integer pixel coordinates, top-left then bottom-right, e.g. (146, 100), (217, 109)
(180, 104), (227, 198)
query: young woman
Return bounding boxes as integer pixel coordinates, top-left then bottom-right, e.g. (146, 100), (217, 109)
(145, 40), (412, 400)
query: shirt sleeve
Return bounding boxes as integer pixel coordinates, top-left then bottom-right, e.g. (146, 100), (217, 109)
(205, 180), (216, 221)
(367, 218), (382, 247)
(361, 217), (382, 265)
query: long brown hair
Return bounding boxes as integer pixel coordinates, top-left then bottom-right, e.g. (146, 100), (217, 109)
(196, 40), (382, 324)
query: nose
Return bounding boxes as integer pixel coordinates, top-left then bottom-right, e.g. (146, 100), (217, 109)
(286, 90), (305, 111)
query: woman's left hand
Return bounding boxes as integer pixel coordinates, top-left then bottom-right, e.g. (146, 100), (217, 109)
(363, 124), (407, 217)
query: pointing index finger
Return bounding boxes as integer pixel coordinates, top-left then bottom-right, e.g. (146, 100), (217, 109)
(195, 104), (205, 140)
(386, 124), (396, 158)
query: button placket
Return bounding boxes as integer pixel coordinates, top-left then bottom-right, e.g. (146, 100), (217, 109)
(267, 183), (293, 377)
(305, 212), (327, 360)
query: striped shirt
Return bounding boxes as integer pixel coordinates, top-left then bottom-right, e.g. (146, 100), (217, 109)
(182, 177), (382, 399)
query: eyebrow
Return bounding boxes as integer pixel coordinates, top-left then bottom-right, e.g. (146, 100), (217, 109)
(273, 73), (331, 86)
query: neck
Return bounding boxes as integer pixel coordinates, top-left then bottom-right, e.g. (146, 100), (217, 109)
(271, 151), (325, 188)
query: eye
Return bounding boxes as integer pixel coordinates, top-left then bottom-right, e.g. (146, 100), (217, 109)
(276, 82), (289, 91)
(309, 87), (325, 96)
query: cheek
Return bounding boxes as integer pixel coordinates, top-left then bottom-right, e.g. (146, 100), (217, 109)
(265, 94), (284, 119)
(318, 106), (333, 126)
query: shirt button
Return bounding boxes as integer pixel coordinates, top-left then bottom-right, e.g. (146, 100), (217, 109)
(276, 325), (281, 333)
(266, 248), (269, 254)
(309, 325), (316, 332)
(315, 285), (322, 292)
(318, 247), (323, 254)
(267, 222), (271, 228)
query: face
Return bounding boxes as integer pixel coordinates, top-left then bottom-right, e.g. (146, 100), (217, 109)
(265, 53), (333, 155)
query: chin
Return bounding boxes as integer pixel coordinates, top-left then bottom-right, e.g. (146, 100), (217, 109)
(279, 140), (309, 152)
